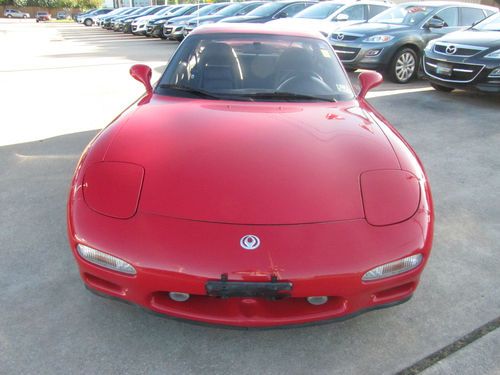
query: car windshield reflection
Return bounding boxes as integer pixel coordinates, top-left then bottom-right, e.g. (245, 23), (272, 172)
(158, 33), (354, 102)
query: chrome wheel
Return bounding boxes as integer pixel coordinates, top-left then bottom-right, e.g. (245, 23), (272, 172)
(395, 52), (416, 83)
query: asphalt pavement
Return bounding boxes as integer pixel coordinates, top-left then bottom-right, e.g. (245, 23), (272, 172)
(0, 19), (499, 375)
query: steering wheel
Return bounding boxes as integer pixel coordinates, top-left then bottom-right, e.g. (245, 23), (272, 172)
(277, 71), (332, 95)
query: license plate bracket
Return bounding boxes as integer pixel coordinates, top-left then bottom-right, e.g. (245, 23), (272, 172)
(206, 281), (292, 299)
(436, 62), (452, 76)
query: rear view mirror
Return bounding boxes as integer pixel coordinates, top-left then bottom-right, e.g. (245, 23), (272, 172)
(336, 13), (349, 21)
(130, 64), (153, 94)
(425, 18), (445, 29)
(358, 71), (383, 99)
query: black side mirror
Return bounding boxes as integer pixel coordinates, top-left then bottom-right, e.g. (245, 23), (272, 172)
(275, 12), (288, 19)
(425, 18), (445, 29)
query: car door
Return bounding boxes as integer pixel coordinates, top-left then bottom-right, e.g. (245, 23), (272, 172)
(421, 7), (460, 45)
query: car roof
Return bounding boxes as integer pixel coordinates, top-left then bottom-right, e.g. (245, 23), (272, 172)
(191, 23), (325, 39)
(398, 1), (497, 10)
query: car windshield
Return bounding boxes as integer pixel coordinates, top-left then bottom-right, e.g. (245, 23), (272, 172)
(191, 4), (219, 17)
(158, 33), (354, 102)
(370, 4), (435, 25)
(217, 3), (247, 16)
(156, 7), (172, 16)
(148, 7), (165, 16)
(473, 12), (500, 31)
(169, 5), (191, 16)
(295, 2), (344, 19)
(246, 2), (284, 17)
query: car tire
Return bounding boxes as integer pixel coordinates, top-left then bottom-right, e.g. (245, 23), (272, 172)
(23, 15), (27, 19)
(7, 14), (12, 18)
(84, 18), (92, 26)
(387, 47), (418, 84)
(430, 83), (454, 92)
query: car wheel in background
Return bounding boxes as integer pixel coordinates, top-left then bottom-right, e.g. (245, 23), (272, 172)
(7, 14), (12, 18)
(23, 15), (27, 19)
(388, 47), (418, 84)
(84, 18), (92, 26)
(430, 83), (454, 92)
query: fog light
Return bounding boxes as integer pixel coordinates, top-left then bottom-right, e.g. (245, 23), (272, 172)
(362, 254), (423, 281)
(307, 296), (328, 305)
(77, 244), (136, 275)
(169, 292), (190, 302)
(366, 49), (382, 57)
(488, 68), (500, 78)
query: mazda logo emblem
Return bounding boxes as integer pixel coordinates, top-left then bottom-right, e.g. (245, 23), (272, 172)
(445, 45), (457, 55)
(336, 33), (344, 41)
(240, 235), (260, 250)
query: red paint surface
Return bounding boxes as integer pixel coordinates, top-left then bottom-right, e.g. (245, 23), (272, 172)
(67, 26), (433, 327)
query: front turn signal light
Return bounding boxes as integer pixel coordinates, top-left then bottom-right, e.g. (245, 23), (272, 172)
(362, 254), (423, 281)
(77, 244), (136, 275)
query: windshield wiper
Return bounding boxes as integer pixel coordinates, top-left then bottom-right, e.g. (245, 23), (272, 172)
(158, 84), (221, 100)
(237, 92), (337, 102)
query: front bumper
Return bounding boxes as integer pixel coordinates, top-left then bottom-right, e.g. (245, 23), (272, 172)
(164, 25), (185, 40)
(423, 52), (500, 93)
(132, 23), (147, 34)
(146, 24), (163, 37)
(68, 193), (432, 327)
(330, 39), (397, 71)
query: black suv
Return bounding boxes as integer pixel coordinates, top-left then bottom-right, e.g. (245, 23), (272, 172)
(330, 1), (496, 83)
(423, 12), (500, 93)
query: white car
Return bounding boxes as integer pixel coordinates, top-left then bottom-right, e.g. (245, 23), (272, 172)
(269, 0), (393, 36)
(4, 9), (30, 18)
(131, 6), (173, 35)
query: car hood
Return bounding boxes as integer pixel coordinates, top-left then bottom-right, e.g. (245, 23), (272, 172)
(223, 15), (267, 23)
(270, 18), (329, 26)
(104, 97), (400, 225)
(339, 22), (410, 36)
(435, 29), (500, 48)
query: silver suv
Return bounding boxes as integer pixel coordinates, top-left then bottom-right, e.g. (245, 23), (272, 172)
(4, 9), (30, 18)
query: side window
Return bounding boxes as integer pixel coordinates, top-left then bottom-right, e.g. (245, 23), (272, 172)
(460, 7), (486, 26)
(280, 3), (309, 18)
(432, 7), (458, 27)
(368, 5), (389, 19)
(342, 4), (365, 21)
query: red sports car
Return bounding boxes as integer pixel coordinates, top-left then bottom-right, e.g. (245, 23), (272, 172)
(67, 24), (433, 327)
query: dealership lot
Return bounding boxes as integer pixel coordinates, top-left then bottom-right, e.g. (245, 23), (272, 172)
(1, 19), (499, 374)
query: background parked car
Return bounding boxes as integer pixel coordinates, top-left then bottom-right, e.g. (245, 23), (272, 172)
(56, 11), (70, 20)
(102, 8), (138, 29)
(221, 1), (317, 24)
(163, 2), (232, 41)
(36, 11), (51, 22)
(132, 6), (174, 35)
(78, 8), (113, 26)
(270, 0), (393, 36)
(423, 12), (500, 93)
(4, 9), (30, 18)
(184, 1), (266, 37)
(93, 7), (129, 26)
(75, 9), (96, 22)
(146, 4), (207, 38)
(122, 6), (168, 33)
(330, 1), (497, 83)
